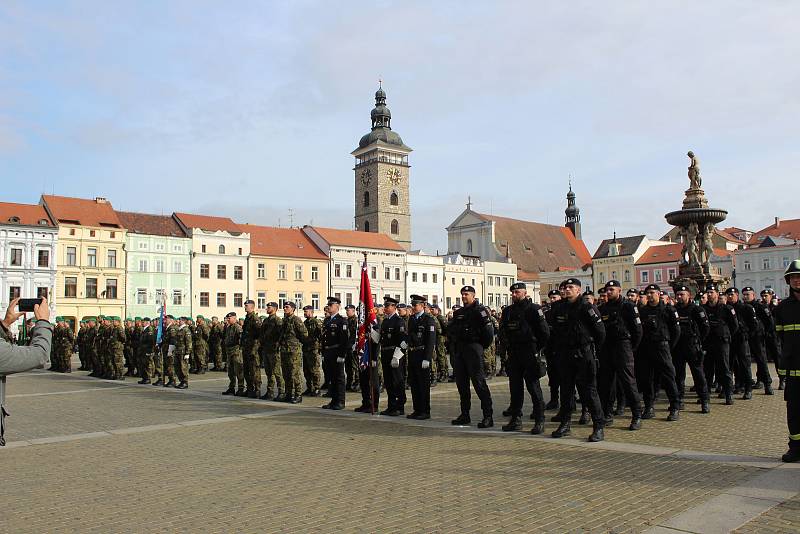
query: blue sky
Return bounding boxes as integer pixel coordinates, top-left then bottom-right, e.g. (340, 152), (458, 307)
(2, 1), (798, 254)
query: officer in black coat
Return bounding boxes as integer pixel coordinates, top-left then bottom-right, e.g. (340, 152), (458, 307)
(542, 288), (562, 410)
(448, 285), (495, 428)
(761, 289), (784, 389)
(550, 278), (606, 442)
(637, 284), (681, 421)
(743, 286), (774, 395)
(406, 295), (436, 419)
(370, 296), (407, 416)
(499, 282), (550, 434)
(597, 280), (644, 431)
(674, 284), (711, 413)
(725, 287), (754, 399)
(703, 283), (737, 405)
(321, 297), (349, 410)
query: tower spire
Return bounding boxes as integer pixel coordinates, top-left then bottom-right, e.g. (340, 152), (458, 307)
(565, 180), (581, 239)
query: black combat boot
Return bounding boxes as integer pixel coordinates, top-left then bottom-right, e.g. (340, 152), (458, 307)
(742, 390), (753, 400)
(530, 421), (545, 435)
(252, 389), (261, 399)
(477, 415), (494, 429)
(578, 405), (590, 425)
(260, 391), (274, 400)
(152, 378), (164, 386)
(138, 378), (150, 384)
(235, 387), (245, 396)
(176, 381), (188, 389)
(551, 422), (571, 438)
(629, 415), (642, 431)
(501, 417), (522, 432)
(588, 423), (604, 442)
(604, 414), (614, 427)
(725, 394), (734, 405)
(502, 406), (514, 417)
(290, 395), (302, 404)
(545, 394), (559, 411)
(754, 380), (764, 390)
(642, 405), (655, 419)
(765, 384), (775, 395)
(451, 413), (471, 425)
(165, 378), (176, 387)
(222, 387), (235, 395)
(701, 401), (710, 413)
(782, 448), (800, 463)
(779, 377), (786, 390)
(666, 408), (679, 422)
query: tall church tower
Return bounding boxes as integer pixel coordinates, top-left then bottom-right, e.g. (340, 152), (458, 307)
(565, 182), (582, 239)
(352, 86), (412, 251)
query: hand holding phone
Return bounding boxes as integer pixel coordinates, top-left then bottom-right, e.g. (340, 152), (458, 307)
(18, 298), (42, 313)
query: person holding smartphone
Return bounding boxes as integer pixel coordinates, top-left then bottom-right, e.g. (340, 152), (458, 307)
(0, 297), (53, 374)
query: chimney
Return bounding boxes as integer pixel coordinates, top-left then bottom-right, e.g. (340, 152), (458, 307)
(95, 197), (108, 204)
(775, 216), (781, 228)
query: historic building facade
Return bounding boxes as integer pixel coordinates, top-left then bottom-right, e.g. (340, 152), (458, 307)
(405, 252), (445, 306)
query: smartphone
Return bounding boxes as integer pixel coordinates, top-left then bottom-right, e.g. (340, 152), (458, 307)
(18, 298), (43, 313)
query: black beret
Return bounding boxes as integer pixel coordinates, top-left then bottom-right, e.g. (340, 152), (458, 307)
(563, 278), (582, 287)
(344, 304), (356, 310)
(142, 317), (151, 322)
(638, 290), (647, 296)
(244, 299), (255, 306)
(302, 305), (313, 311)
(547, 289), (560, 297)
(674, 284), (691, 293)
(430, 304), (440, 310)
(659, 290), (667, 296)
(605, 280), (621, 289)
(460, 285), (476, 294)
(452, 305), (462, 310)
(166, 314), (175, 320)
(225, 312), (236, 318)
(384, 296), (399, 305)
(597, 287), (607, 294)
(583, 288), (594, 296)
(644, 284), (660, 292)
(725, 287), (739, 295)
(266, 301), (279, 308)
(742, 286), (755, 293)
(510, 282), (526, 291)
(558, 280), (568, 289)
(283, 301), (296, 309)
(706, 283), (719, 292)
(696, 290), (706, 297)
(626, 288), (637, 295)
(327, 296), (341, 305)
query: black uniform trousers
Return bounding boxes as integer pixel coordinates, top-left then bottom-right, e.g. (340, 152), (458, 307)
(749, 336), (773, 386)
(380, 352), (406, 411)
(556, 346), (604, 424)
(635, 340), (680, 409)
(452, 341), (493, 417)
(598, 340), (642, 417)
(672, 344), (709, 402)
(704, 339), (733, 394)
(322, 348), (346, 407)
(731, 337), (753, 392)
(785, 376), (800, 450)
(766, 335), (782, 367)
(407, 350), (430, 415)
(506, 345), (545, 423)
(359, 361), (380, 410)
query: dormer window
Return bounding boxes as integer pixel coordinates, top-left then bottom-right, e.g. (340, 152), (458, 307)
(38, 219), (48, 225)
(7, 216), (19, 223)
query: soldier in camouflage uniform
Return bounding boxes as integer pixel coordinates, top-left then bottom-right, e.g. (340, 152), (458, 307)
(193, 316), (210, 374)
(279, 302), (308, 403)
(344, 305), (359, 392)
(49, 318), (61, 372)
(123, 319), (135, 376)
(302, 305), (323, 396)
(137, 317), (156, 384)
(222, 312), (244, 396)
(209, 316), (224, 371)
(423, 303), (440, 388)
(95, 316), (110, 378)
(258, 302), (284, 400)
(60, 318), (74, 372)
(483, 312), (500, 380)
(155, 315), (178, 387)
(241, 300), (262, 398)
(109, 317), (127, 380)
(76, 320), (87, 370)
(493, 308), (508, 377)
(431, 305), (449, 382)
(84, 318), (97, 374)
(89, 316), (103, 377)
(173, 316), (191, 389)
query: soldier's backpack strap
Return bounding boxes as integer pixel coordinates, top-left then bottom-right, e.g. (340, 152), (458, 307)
(0, 375), (8, 446)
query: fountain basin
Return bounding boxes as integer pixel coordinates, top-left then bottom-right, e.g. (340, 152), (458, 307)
(665, 208), (727, 227)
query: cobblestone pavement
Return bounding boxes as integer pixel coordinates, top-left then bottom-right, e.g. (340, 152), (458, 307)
(1, 360), (797, 533)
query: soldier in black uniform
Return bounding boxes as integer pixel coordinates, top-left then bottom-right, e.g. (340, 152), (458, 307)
(406, 295), (436, 419)
(725, 287), (754, 399)
(321, 297), (349, 410)
(372, 296), (406, 416)
(499, 282), (550, 434)
(543, 289), (561, 410)
(761, 289), (784, 389)
(637, 284), (681, 421)
(550, 278), (605, 441)
(674, 284), (711, 413)
(776, 260), (800, 462)
(344, 304), (359, 392)
(742, 286), (774, 395)
(703, 283), (737, 405)
(448, 285), (495, 429)
(597, 280), (644, 431)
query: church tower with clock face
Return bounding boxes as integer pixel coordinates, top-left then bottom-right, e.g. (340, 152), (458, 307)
(352, 86), (412, 251)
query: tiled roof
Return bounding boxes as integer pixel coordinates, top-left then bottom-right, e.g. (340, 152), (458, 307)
(116, 211), (187, 238)
(749, 218), (800, 245)
(306, 226), (405, 251)
(173, 212), (243, 234)
(712, 248), (732, 257)
(41, 195), (122, 228)
(635, 243), (682, 265)
(593, 235), (647, 259)
(714, 228), (745, 244)
(474, 213), (592, 273)
(0, 202), (55, 227)
(242, 225), (328, 260)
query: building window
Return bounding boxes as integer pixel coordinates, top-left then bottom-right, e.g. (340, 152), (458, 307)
(37, 287), (48, 299)
(257, 292), (266, 309)
(105, 279), (118, 299)
(385, 267), (390, 279)
(139, 260), (148, 272)
(295, 265), (303, 280)
(138, 242), (147, 250)
(600, 272), (606, 284)
(155, 260), (165, 273)
(137, 289), (147, 305)
(294, 292), (303, 308)
(654, 270), (662, 282)
(278, 264), (287, 280)
(172, 290), (183, 306)
(89, 230), (95, 237)
(412, 272), (418, 282)
(395, 268), (401, 281)
(311, 293), (320, 311)
(346, 264), (353, 278)
(200, 292), (209, 307)
(334, 264), (341, 277)
(743, 260), (751, 271)
(390, 192), (398, 206)
(488, 294), (494, 306)
(65, 277), (77, 298)
(86, 278), (98, 298)
(624, 270), (631, 282)
(219, 245), (225, 254)
(390, 219), (399, 235)
(467, 239), (473, 254)
(763, 257), (771, 270)
(640, 271), (648, 283)
(446, 297), (452, 309)
(346, 293), (353, 306)
(110, 231), (116, 238)
(37, 249), (49, 268)
(234, 266), (243, 280)
(201, 244), (206, 253)
(784, 257), (791, 268)
(174, 261), (183, 274)
(8, 286), (20, 301)
(495, 276), (500, 286)
(311, 266), (319, 281)
(234, 293), (243, 307)
(422, 273), (428, 283)
(107, 249), (117, 268)
(258, 263), (266, 279)
(611, 271), (617, 281)
(217, 293), (226, 307)
(200, 264), (209, 278)
(173, 244), (182, 253)
(371, 293), (377, 305)
(155, 243), (165, 251)
(156, 289), (165, 304)
(334, 292), (341, 302)
(472, 278), (476, 286)
(69, 228), (75, 236)
(87, 247), (97, 267)
(10, 248), (22, 266)
(433, 274), (437, 283)
(278, 292), (288, 309)
(364, 221), (370, 232)
(217, 265), (226, 279)
(363, 191), (370, 207)
(668, 268), (676, 280)
(370, 266), (377, 279)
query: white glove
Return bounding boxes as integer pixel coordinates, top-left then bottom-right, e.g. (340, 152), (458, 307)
(391, 357), (400, 368)
(167, 345), (175, 357)
(399, 341), (408, 350)
(370, 329), (381, 343)
(184, 354), (189, 361)
(370, 360), (378, 368)
(351, 343), (358, 353)
(421, 360), (430, 369)
(336, 356), (345, 364)
(392, 346), (404, 361)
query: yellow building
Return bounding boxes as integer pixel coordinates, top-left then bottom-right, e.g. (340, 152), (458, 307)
(244, 225), (329, 316)
(41, 195), (127, 324)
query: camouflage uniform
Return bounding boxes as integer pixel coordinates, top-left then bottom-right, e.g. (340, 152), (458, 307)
(434, 313), (449, 381)
(193, 320), (210, 373)
(279, 313), (308, 400)
(60, 324), (74, 372)
(426, 311), (440, 385)
(84, 324), (97, 374)
(302, 315), (323, 394)
(138, 323), (157, 382)
(124, 323), (135, 375)
(259, 313), (284, 398)
(346, 314), (359, 390)
(76, 324), (86, 370)
(225, 321), (244, 393)
(483, 315), (499, 378)
(161, 322), (178, 385)
(109, 322), (126, 379)
(174, 323), (192, 386)
(241, 311), (262, 395)
(209, 321), (224, 370)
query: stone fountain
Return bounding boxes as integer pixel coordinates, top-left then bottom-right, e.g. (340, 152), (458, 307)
(664, 151), (729, 292)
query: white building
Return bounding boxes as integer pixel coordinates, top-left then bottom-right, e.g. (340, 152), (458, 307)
(483, 260), (520, 308)
(303, 226), (406, 306)
(0, 202), (58, 328)
(732, 238), (800, 298)
(405, 251), (444, 306)
(442, 254), (485, 311)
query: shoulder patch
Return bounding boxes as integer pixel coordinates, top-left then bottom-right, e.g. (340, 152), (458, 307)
(698, 311), (706, 317)
(538, 309), (545, 318)
(635, 317), (641, 324)
(430, 325), (435, 332)
(730, 309), (736, 316)
(480, 310), (487, 317)
(342, 324), (347, 330)
(675, 312), (679, 319)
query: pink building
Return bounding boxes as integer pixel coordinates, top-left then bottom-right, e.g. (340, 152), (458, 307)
(634, 244), (682, 291)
